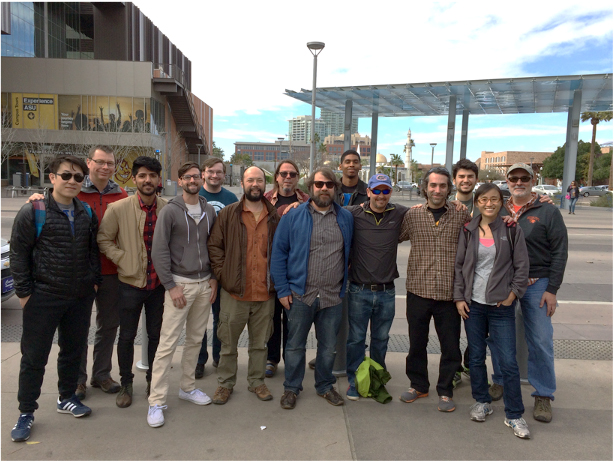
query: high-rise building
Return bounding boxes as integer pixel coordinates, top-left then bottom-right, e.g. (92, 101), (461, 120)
(288, 110), (358, 143)
(1, 2), (212, 187)
(320, 110), (358, 137)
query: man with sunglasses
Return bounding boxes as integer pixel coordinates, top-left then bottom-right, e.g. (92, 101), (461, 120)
(344, 173), (409, 400)
(194, 157), (238, 379)
(489, 163), (568, 424)
(97, 156), (167, 409)
(263, 160), (309, 378)
(272, 167), (353, 410)
(10, 155), (101, 442)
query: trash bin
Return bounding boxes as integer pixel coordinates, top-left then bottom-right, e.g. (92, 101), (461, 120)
(164, 179), (177, 196)
(13, 172), (22, 187)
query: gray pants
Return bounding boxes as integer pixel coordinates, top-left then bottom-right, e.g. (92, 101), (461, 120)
(78, 274), (121, 384)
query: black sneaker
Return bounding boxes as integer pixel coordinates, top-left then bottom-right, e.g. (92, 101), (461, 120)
(11, 413), (34, 442)
(57, 395), (91, 418)
(195, 363), (205, 379)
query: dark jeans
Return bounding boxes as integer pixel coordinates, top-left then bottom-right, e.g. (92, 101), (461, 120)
(405, 291), (461, 398)
(18, 290), (95, 413)
(465, 300), (524, 419)
(198, 285), (221, 365)
(284, 298), (343, 395)
(79, 274), (121, 384)
(569, 197), (578, 213)
(266, 296), (288, 364)
(117, 283), (165, 386)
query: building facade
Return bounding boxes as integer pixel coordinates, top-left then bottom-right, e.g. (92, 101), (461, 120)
(288, 110), (358, 143)
(478, 150), (552, 177)
(1, 2), (212, 188)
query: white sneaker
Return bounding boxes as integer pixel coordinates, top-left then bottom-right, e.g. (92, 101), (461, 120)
(504, 417), (531, 439)
(179, 388), (212, 405)
(147, 404), (167, 428)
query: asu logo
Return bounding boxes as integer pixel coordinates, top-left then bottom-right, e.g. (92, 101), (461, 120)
(527, 216), (539, 224)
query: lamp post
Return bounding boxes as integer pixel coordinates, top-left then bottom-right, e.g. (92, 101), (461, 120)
(307, 41), (325, 176)
(196, 143), (204, 168)
(277, 137), (284, 172)
(430, 143), (437, 169)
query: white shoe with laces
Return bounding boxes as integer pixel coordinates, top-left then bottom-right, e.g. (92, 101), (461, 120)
(179, 388), (212, 405)
(504, 417), (531, 439)
(147, 404), (168, 428)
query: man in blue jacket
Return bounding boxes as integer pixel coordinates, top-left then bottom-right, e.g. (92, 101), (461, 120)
(271, 167), (353, 410)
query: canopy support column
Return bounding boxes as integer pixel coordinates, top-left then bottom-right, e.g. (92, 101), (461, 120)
(343, 100), (353, 153)
(445, 95), (457, 173)
(370, 112), (378, 178)
(460, 109), (469, 160)
(561, 89), (582, 208)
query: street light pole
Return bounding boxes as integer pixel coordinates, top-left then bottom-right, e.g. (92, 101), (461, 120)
(430, 143), (437, 169)
(307, 41), (325, 176)
(277, 137), (284, 172)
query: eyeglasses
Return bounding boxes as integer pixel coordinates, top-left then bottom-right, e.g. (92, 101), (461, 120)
(90, 159), (116, 168)
(279, 171), (298, 179)
(313, 181), (335, 189)
(371, 189), (391, 195)
(476, 197), (501, 205)
(182, 174), (201, 181)
(508, 176), (532, 183)
(55, 172), (85, 183)
(205, 170), (224, 176)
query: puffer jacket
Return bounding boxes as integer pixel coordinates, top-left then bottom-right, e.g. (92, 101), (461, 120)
(10, 194), (101, 299)
(208, 197), (280, 298)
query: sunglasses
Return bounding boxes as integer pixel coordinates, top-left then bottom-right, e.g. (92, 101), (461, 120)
(508, 176), (532, 183)
(371, 189), (391, 195)
(313, 181), (335, 189)
(279, 171), (298, 179)
(55, 172), (85, 183)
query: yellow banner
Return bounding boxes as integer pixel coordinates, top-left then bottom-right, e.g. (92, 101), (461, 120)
(11, 93), (58, 129)
(25, 149), (39, 177)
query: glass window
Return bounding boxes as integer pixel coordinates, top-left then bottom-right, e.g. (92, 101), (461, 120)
(117, 97), (133, 132)
(58, 95), (83, 130)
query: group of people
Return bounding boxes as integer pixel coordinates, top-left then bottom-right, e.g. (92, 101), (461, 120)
(9, 146), (567, 443)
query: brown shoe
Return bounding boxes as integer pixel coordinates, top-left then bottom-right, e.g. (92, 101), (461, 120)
(280, 390), (297, 409)
(91, 377), (121, 394)
(318, 387), (344, 406)
(116, 383), (133, 408)
(212, 386), (233, 405)
(248, 383), (273, 401)
(75, 383), (87, 400)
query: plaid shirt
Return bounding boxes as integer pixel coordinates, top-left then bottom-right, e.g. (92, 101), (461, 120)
(137, 194), (160, 290)
(505, 192), (540, 286)
(399, 202), (471, 301)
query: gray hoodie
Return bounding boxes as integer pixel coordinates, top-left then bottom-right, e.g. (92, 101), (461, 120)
(152, 195), (217, 290)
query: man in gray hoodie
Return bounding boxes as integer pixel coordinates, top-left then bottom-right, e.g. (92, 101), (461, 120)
(147, 162), (217, 428)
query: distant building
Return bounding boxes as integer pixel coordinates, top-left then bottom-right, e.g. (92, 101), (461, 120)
(323, 133), (371, 164)
(320, 110), (358, 137)
(477, 150), (553, 177)
(288, 110), (358, 142)
(234, 140), (309, 162)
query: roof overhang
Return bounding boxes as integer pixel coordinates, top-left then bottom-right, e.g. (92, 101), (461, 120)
(285, 74), (612, 117)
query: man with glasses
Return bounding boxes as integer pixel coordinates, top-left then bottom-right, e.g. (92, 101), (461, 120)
(344, 173), (409, 400)
(10, 156), (101, 442)
(272, 167), (353, 410)
(489, 163), (568, 423)
(264, 160), (309, 378)
(97, 156), (167, 409)
(398, 167), (471, 413)
(194, 158), (238, 379)
(146, 162), (217, 427)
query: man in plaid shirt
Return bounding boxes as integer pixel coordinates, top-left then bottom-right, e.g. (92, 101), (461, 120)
(398, 167), (471, 413)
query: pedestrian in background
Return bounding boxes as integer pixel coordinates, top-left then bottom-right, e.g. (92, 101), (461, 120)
(566, 181), (580, 214)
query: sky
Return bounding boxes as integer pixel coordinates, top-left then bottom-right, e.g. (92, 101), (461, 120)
(140, 1), (613, 164)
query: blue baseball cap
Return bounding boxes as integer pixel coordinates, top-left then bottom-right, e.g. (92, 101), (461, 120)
(368, 173), (392, 189)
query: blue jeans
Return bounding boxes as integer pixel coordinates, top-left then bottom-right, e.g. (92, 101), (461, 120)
(569, 197), (578, 213)
(197, 285), (221, 365)
(346, 283), (396, 386)
(490, 278), (556, 400)
(283, 298), (343, 395)
(465, 300), (524, 419)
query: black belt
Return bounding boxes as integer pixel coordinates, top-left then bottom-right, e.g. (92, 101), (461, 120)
(353, 282), (395, 292)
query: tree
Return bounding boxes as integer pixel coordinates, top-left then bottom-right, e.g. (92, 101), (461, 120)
(389, 154), (404, 183)
(581, 111), (613, 186)
(478, 169), (504, 182)
(410, 159), (422, 183)
(229, 152), (253, 167)
(541, 140), (594, 183)
(211, 140), (224, 159)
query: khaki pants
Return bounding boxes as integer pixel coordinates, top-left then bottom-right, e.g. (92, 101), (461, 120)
(217, 289), (274, 390)
(149, 280), (212, 405)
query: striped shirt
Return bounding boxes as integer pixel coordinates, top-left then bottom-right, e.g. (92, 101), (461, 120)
(293, 203), (344, 309)
(399, 202), (471, 301)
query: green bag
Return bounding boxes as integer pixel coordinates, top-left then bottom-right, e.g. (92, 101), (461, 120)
(355, 357), (392, 404)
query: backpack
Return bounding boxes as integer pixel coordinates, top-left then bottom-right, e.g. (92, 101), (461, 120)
(32, 199), (93, 239)
(464, 222), (516, 255)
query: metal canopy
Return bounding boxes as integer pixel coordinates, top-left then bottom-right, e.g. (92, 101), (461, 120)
(285, 74), (612, 117)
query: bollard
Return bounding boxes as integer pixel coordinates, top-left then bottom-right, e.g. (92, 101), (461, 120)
(136, 310), (149, 371)
(515, 301), (529, 384)
(332, 296), (349, 377)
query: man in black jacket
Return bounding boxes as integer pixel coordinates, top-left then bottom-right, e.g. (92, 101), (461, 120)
(10, 155), (101, 443)
(336, 149), (368, 206)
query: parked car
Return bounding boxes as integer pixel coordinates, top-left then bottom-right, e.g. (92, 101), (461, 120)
(580, 186), (608, 197)
(597, 185), (609, 191)
(498, 183), (511, 199)
(1, 239), (15, 302)
(394, 181), (413, 192)
(533, 185), (561, 196)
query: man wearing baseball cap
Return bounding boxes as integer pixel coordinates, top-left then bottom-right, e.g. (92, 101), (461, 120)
(344, 173), (409, 400)
(489, 162), (568, 423)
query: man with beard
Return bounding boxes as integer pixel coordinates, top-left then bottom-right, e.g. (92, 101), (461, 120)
(207, 166), (280, 404)
(398, 167), (471, 413)
(263, 160), (309, 377)
(271, 167), (353, 410)
(97, 156), (167, 408)
(146, 162), (217, 427)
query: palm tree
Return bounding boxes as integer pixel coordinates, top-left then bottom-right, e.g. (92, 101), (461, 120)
(581, 111), (613, 186)
(389, 154), (404, 184)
